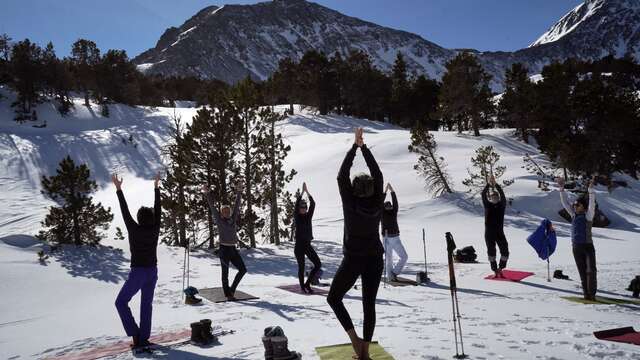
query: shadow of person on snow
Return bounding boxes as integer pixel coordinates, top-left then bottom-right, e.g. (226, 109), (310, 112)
(240, 300), (332, 322)
(423, 281), (509, 299)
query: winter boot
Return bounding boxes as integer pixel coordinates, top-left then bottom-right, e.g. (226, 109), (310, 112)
(200, 319), (215, 344)
(271, 336), (301, 360)
(190, 321), (205, 344)
(185, 294), (203, 305)
(262, 335), (274, 360)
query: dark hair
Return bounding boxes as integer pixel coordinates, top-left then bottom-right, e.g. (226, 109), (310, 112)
(575, 196), (589, 209)
(384, 201), (393, 210)
(352, 173), (374, 198)
(298, 199), (308, 209)
(137, 206), (155, 227)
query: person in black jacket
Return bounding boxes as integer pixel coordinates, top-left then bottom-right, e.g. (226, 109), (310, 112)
(382, 183), (407, 282)
(113, 172), (161, 349)
(293, 182), (321, 293)
(327, 128), (384, 360)
(482, 176), (509, 277)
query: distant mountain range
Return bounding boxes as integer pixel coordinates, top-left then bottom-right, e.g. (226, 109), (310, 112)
(133, 0), (640, 90)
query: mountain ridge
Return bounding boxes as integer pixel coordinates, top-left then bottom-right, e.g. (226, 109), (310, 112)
(133, 0), (640, 89)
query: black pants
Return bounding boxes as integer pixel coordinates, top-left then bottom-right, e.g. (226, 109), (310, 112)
(295, 243), (322, 288)
(572, 243), (597, 299)
(219, 245), (247, 297)
(327, 254), (383, 342)
(485, 229), (509, 270)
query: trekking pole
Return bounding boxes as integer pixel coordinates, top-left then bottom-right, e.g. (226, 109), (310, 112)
(445, 232), (468, 359)
(383, 230), (388, 288)
(182, 240), (187, 301)
(422, 228), (429, 280)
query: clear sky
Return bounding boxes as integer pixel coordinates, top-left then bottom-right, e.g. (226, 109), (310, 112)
(1, 0), (583, 58)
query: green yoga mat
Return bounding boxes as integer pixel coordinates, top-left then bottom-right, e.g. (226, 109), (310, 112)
(316, 342), (395, 360)
(562, 296), (640, 305)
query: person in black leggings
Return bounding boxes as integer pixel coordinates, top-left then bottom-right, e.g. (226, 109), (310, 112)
(294, 182), (321, 293)
(327, 128), (384, 360)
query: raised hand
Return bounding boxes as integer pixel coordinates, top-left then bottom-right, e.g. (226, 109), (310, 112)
(385, 183), (393, 193)
(154, 172), (161, 189)
(111, 174), (123, 191)
(489, 175), (496, 186)
(354, 127), (364, 147)
(302, 182), (308, 195)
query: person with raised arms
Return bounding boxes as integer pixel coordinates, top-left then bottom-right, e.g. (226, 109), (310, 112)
(382, 182), (408, 283)
(482, 175), (509, 277)
(558, 177), (598, 301)
(327, 128), (385, 360)
(202, 181), (246, 301)
(113, 172), (161, 351)
(293, 182), (321, 293)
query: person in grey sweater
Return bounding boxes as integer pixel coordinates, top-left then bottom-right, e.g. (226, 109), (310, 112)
(558, 177), (597, 300)
(202, 182), (246, 301)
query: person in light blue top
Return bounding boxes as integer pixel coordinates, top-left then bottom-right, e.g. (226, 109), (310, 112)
(558, 177), (597, 300)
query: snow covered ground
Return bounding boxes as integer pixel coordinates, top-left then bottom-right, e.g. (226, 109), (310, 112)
(1, 91), (639, 359)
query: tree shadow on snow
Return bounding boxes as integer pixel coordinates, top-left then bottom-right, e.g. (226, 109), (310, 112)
(49, 244), (129, 283)
(285, 113), (399, 134)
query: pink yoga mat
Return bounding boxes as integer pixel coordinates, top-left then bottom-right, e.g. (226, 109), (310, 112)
(485, 269), (534, 282)
(277, 284), (329, 295)
(44, 328), (191, 360)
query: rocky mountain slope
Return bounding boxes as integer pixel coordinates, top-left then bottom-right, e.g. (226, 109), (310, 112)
(133, 0), (640, 90)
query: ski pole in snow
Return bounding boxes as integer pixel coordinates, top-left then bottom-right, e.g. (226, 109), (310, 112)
(423, 228), (429, 279)
(383, 230), (388, 288)
(446, 232), (468, 359)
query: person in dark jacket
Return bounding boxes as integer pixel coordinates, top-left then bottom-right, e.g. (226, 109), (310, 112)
(558, 177), (597, 300)
(327, 128), (384, 360)
(202, 182), (246, 301)
(382, 183), (407, 282)
(293, 182), (321, 293)
(113, 172), (161, 349)
(481, 176), (509, 277)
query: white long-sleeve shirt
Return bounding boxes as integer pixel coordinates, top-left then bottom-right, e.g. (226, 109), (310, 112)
(559, 187), (595, 221)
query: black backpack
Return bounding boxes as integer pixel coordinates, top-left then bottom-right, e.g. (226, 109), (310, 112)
(454, 246), (477, 263)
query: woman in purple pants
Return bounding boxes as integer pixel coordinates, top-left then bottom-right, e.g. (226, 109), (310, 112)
(112, 173), (161, 349)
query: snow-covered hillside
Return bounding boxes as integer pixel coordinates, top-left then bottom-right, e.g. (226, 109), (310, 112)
(1, 94), (639, 359)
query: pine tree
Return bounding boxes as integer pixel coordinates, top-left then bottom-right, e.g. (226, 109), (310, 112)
(498, 63), (535, 143)
(38, 156), (113, 245)
(160, 111), (193, 247)
(408, 124), (453, 196)
(437, 52), (494, 136)
(71, 39), (100, 107)
(188, 103), (241, 248)
(390, 52), (410, 126)
(0, 34), (11, 87)
(261, 107), (296, 245)
(271, 57), (298, 114)
(231, 79), (268, 248)
(9, 39), (43, 121)
(462, 146), (511, 193)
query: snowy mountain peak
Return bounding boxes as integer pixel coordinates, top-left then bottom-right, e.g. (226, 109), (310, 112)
(133, 0), (640, 90)
(529, 0), (640, 52)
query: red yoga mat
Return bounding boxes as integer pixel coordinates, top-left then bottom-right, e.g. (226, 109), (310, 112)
(485, 269), (534, 282)
(594, 327), (640, 345)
